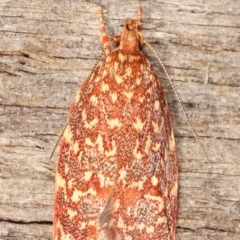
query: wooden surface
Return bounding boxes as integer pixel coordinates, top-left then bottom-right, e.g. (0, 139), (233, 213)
(0, 0), (240, 239)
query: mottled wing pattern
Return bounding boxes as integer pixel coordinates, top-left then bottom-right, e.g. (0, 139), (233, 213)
(53, 7), (178, 240)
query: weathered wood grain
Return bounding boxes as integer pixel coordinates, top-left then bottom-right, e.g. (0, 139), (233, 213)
(0, 0), (239, 239)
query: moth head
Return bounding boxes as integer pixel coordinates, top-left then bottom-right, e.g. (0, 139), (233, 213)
(118, 19), (144, 52)
(125, 19), (139, 31)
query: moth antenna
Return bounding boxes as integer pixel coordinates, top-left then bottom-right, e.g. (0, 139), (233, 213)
(49, 122), (67, 160)
(49, 50), (105, 160)
(144, 40), (211, 165)
(98, 7), (110, 55)
(137, 6), (142, 24)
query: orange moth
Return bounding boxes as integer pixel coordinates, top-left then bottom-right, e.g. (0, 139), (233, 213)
(53, 7), (178, 240)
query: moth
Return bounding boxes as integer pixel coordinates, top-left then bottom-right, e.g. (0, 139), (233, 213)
(53, 7), (178, 240)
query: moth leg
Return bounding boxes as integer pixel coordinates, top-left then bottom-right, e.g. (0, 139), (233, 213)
(98, 8), (111, 56)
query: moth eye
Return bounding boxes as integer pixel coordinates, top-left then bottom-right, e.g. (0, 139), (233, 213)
(112, 41), (120, 49)
(138, 42), (143, 51)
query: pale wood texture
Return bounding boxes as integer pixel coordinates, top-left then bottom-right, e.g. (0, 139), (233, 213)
(0, 0), (240, 239)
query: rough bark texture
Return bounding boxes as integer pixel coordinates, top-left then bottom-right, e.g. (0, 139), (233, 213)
(0, 0), (239, 239)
